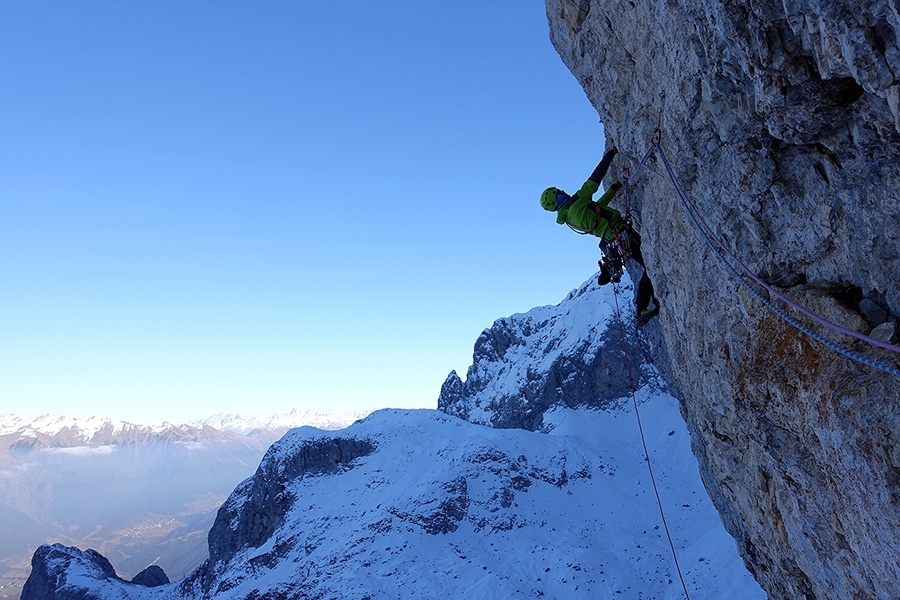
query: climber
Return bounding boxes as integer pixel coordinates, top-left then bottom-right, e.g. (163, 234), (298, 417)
(541, 146), (660, 325)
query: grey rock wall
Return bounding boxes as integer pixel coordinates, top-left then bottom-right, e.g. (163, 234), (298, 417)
(545, 0), (900, 598)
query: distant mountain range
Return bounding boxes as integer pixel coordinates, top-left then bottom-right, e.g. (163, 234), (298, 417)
(187, 408), (371, 435)
(0, 408), (370, 443)
(0, 409), (366, 600)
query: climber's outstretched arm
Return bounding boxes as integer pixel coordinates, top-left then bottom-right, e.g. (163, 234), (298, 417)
(588, 147), (618, 184)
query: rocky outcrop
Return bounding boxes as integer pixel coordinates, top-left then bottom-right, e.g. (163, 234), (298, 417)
(22, 544), (121, 600)
(23, 545), (168, 599)
(438, 278), (655, 430)
(545, 0), (900, 598)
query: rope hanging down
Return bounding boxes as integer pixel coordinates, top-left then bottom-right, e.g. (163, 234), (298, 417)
(622, 137), (900, 379)
(611, 284), (692, 600)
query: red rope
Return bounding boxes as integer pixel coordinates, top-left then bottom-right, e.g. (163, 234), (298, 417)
(612, 283), (692, 600)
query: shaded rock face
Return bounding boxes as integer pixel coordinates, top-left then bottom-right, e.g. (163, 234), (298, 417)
(545, 0), (900, 598)
(438, 278), (652, 430)
(130, 565), (169, 588)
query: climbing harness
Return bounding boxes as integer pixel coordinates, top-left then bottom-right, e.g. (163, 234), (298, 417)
(622, 132), (900, 379)
(611, 283), (692, 600)
(597, 226), (632, 284)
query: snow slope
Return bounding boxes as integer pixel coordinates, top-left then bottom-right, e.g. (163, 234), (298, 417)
(28, 401), (765, 599)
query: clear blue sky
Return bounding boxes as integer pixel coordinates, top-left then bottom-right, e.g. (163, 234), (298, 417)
(0, 1), (605, 423)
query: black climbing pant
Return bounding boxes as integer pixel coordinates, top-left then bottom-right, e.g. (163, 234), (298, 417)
(627, 228), (657, 314)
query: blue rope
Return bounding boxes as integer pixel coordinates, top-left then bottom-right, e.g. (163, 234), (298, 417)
(649, 142), (900, 379)
(631, 142), (657, 181)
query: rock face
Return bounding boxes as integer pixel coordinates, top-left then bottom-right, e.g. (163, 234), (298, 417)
(545, 0), (900, 598)
(438, 278), (653, 430)
(204, 436), (376, 566)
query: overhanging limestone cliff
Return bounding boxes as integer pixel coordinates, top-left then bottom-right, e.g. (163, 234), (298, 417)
(545, 0), (900, 598)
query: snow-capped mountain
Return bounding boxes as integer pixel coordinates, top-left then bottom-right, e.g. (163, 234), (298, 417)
(439, 277), (652, 429)
(0, 414), (135, 438)
(0, 408), (368, 448)
(0, 413), (173, 449)
(189, 409), (370, 435)
(23, 276), (766, 599)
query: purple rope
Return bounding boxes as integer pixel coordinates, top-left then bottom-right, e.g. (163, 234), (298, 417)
(653, 141), (900, 354)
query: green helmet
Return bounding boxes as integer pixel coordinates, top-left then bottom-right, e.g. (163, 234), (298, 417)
(541, 187), (561, 211)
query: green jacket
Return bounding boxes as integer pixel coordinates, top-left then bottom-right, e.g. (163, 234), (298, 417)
(556, 179), (622, 239)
